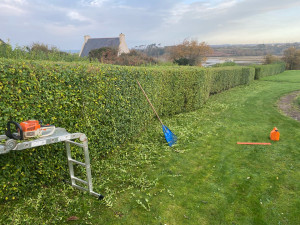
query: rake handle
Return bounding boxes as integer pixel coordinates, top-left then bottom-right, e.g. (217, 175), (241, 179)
(136, 80), (164, 126)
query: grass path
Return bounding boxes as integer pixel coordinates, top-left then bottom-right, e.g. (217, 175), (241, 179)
(278, 90), (300, 121)
(1, 71), (300, 224)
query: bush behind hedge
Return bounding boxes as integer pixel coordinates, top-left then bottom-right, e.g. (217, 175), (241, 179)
(0, 59), (278, 200)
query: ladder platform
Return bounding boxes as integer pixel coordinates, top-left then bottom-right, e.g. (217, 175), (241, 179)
(0, 127), (103, 199)
(0, 128), (85, 153)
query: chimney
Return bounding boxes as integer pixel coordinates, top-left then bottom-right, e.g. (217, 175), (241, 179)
(84, 35), (91, 43)
(118, 33), (130, 56)
(119, 33), (126, 45)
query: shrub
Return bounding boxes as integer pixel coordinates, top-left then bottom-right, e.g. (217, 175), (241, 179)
(0, 42), (86, 62)
(282, 47), (300, 70)
(116, 50), (156, 66)
(264, 54), (282, 64)
(89, 48), (156, 66)
(173, 57), (194, 66)
(88, 47), (118, 63)
(167, 39), (213, 66)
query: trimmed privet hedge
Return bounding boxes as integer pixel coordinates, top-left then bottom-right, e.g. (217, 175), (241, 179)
(253, 62), (286, 79)
(0, 59), (258, 200)
(208, 67), (255, 94)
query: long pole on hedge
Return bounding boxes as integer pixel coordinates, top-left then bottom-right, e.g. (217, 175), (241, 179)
(136, 80), (163, 125)
(136, 79), (177, 147)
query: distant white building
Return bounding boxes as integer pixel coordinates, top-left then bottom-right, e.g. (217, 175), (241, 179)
(79, 33), (130, 57)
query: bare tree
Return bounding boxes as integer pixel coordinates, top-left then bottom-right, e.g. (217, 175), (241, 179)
(264, 54), (281, 64)
(282, 47), (300, 70)
(168, 39), (213, 66)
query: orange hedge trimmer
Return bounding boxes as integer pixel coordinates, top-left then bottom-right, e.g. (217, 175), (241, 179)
(5, 120), (55, 140)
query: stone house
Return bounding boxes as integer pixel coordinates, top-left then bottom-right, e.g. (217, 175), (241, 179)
(79, 33), (130, 57)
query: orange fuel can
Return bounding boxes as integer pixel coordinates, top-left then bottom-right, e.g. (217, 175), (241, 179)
(270, 127), (280, 141)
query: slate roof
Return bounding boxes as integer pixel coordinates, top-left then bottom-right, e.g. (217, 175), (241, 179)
(80, 37), (120, 57)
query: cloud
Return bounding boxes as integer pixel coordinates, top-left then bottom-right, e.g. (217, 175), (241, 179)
(46, 24), (78, 36)
(0, 4), (25, 15)
(80, 0), (108, 7)
(67, 11), (90, 22)
(2, 0), (27, 4)
(0, 0), (28, 15)
(1, 0), (300, 49)
(150, 0), (300, 45)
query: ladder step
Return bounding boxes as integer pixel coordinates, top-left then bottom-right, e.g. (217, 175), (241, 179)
(72, 183), (89, 192)
(72, 184), (103, 199)
(72, 176), (88, 185)
(65, 140), (84, 148)
(68, 158), (86, 166)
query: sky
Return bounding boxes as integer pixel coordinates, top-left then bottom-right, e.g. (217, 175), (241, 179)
(1, 0), (300, 50)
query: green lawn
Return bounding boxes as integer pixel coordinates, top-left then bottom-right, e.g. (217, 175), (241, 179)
(1, 71), (300, 224)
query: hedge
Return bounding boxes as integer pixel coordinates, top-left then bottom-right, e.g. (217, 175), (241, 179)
(252, 62), (286, 79)
(208, 66), (255, 94)
(0, 59), (268, 200)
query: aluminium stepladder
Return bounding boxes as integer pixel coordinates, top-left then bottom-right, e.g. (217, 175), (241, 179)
(0, 127), (104, 200)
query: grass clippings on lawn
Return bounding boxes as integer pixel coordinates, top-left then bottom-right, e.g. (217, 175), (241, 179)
(1, 71), (300, 225)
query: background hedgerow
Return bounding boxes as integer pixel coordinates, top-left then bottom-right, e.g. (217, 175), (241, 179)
(0, 42), (87, 62)
(252, 62), (286, 79)
(211, 61), (238, 67)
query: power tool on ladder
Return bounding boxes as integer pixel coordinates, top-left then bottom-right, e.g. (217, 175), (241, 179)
(5, 120), (55, 140)
(1, 121), (104, 199)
